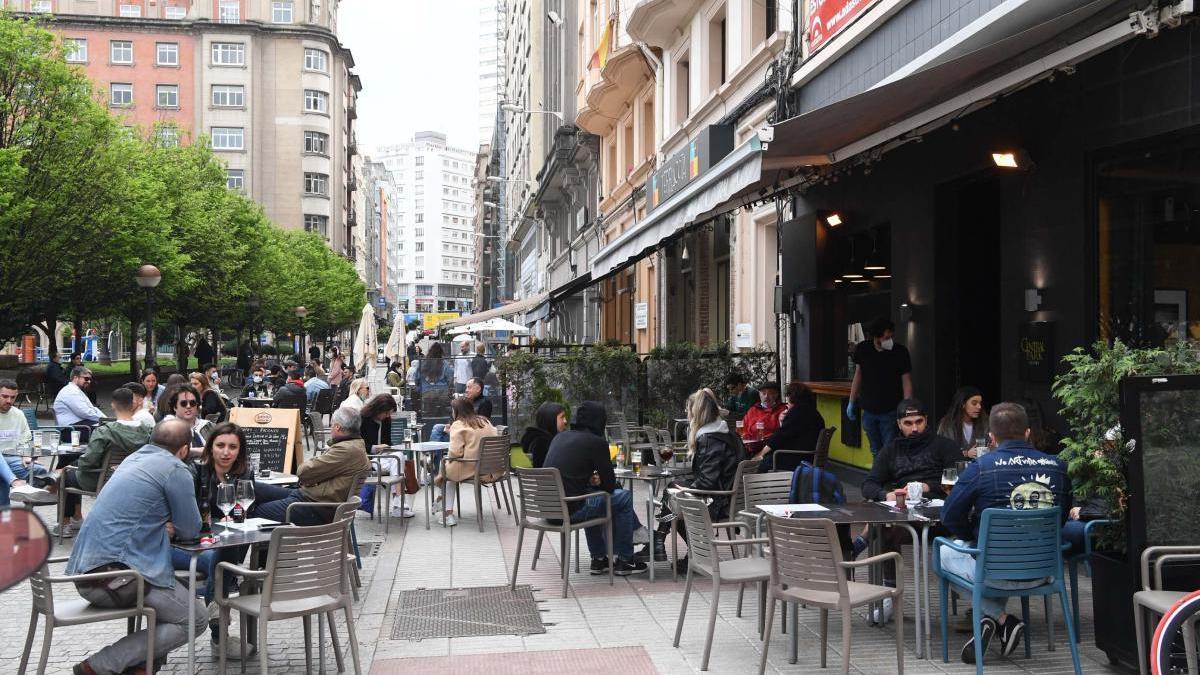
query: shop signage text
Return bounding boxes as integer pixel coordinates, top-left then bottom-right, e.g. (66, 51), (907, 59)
(807, 0), (880, 54)
(647, 125), (734, 213)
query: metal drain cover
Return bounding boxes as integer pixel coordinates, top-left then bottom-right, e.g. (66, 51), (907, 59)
(356, 540), (384, 557)
(391, 585), (546, 640)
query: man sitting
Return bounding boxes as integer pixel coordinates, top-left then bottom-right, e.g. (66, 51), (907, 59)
(303, 365), (330, 403)
(271, 368), (308, 409)
(940, 402), (1073, 664)
(739, 381), (786, 440)
(67, 419), (206, 675)
(0, 378), (47, 506)
(544, 401), (647, 576)
(465, 377), (492, 420)
(254, 407), (371, 525)
(54, 366), (104, 428)
(723, 372), (758, 422)
(59, 388), (153, 537)
(241, 366), (270, 398)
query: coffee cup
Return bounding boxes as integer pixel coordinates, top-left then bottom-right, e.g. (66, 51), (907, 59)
(906, 481), (924, 504)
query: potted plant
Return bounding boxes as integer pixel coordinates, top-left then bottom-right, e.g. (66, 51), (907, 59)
(1053, 338), (1200, 666)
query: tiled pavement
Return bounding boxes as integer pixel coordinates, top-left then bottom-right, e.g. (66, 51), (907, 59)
(0, 391), (1134, 674)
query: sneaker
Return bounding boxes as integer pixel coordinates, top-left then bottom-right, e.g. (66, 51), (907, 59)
(589, 557), (611, 575)
(51, 520), (80, 538)
(961, 616), (998, 664)
(997, 615), (1025, 657)
(851, 535), (868, 558)
(211, 637), (256, 660)
(870, 597), (894, 624)
(442, 514), (458, 527)
(613, 559), (648, 576)
(72, 661), (98, 675)
(391, 505), (415, 519)
(633, 542), (666, 563)
(632, 525), (650, 544)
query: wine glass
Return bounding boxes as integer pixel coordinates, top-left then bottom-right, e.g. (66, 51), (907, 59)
(215, 483), (236, 532)
(237, 480), (256, 528)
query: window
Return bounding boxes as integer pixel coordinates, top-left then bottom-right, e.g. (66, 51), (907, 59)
(31, 1), (50, 13)
(303, 172), (329, 196)
(304, 214), (328, 235)
(164, 5), (186, 19)
(210, 127), (244, 150)
(118, 4), (141, 17)
(303, 48), (327, 73)
(226, 169), (244, 191)
(211, 42), (245, 66)
(218, 0), (239, 23)
(415, 242), (424, 252)
(211, 84), (244, 107)
(415, 171), (423, 180)
(109, 83), (133, 106)
(156, 126), (179, 146)
(303, 131), (328, 155)
(415, 157), (424, 166)
(706, 10), (727, 93)
(415, 271), (424, 279)
(673, 50), (690, 127)
(110, 40), (133, 64)
(64, 38), (87, 63)
(156, 42), (178, 66)
(415, 256), (424, 266)
(415, 227), (424, 236)
(303, 89), (328, 113)
(271, 1), (293, 23)
(156, 84), (178, 108)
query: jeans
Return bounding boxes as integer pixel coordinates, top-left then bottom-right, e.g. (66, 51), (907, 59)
(1063, 519), (1086, 556)
(570, 488), (640, 561)
(939, 541), (1048, 618)
(429, 424), (449, 468)
(862, 410), (898, 458)
(77, 579), (206, 673)
(252, 489), (331, 526)
(0, 457), (43, 506)
(169, 548), (243, 605)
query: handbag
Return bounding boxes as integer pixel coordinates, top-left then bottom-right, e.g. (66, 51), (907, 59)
(404, 459), (420, 495)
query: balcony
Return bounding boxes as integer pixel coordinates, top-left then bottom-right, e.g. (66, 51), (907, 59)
(626, 0), (694, 48)
(578, 45), (651, 136)
(348, 132), (358, 155)
(347, 175), (358, 192)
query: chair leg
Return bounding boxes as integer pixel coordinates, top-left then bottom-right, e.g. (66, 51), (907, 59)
(326, 611), (345, 674)
(343, 603), (363, 675)
(1069, 560), (1082, 643)
(894, 592), (905, 675)
(382, 488), (391, 535)
(36, 616), (52, 675)
(303, 615), (313, 675)
(972, 597), (985, 675)
(701, 576), (722, 671)
(218, 607), (229, 675)
(350, 522), (362, 570)
(259, 612), (270, 675)
(758, 581), (767, 639)
(574, 529), (581, 574)
(840, 608), (853, 675)
(510, 525), (525, 590)
(736, 583), (745, 618)
(1134, 604), (1149, 675)
(1061, 589), (1084, 675)
(940, 580), (951, 663)
(758, 595), (776, 675)
(18, 610), (37, 675)
(819, 608), (828, 668)
(475, 480), (483, 532)
(560, 530), (571, 598)
(673, 567), (695, 647)
(239, 612), (248, 675)
(1044, 594), (1055, 651)
(531, 531), (544, 570)
(1021, 596), (1033, 659)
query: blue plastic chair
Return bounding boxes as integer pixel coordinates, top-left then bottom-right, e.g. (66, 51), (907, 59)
(1066, 518), (1116, 643)
(22, 408), (38, 432)
(933, 507), (1083, 675)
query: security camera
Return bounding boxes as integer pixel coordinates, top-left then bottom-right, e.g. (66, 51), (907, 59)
(547, 10), (563, 25)
(758, 125), (775, 144)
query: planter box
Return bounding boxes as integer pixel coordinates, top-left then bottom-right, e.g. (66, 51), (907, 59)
(1091, 551), (1137, 667)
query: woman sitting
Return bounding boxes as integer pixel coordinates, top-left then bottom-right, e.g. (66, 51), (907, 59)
(936, 385), (990, 458)
(433, 397), (498, 527)
(190, 371), (227, 423)
(338, 378), (370, 412)
(520, 402), (565, 468)
(757, 382), (825, 472)
(359, 394), (397, 453)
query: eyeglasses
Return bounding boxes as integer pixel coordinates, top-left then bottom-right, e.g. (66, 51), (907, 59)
(177, 400), (199, 408)
(81, 377), (92, 382)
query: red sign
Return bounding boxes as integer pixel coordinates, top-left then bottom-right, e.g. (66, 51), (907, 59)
(807, 0), (878, 54)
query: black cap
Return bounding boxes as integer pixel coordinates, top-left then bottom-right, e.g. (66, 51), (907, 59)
(895, 398), (927, 420)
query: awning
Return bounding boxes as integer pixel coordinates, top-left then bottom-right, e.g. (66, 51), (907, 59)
(437, 293), (550, 330)
(590, 138), (763, 280)
(549, 272), (593, 303)
(524, 301), (551, 325)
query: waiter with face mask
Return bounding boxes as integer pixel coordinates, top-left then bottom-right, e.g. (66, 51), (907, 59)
(846, 316), (913, 458)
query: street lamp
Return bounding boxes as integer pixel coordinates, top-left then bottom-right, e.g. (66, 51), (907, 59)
(247, 294), (260, 354)
(295, 306), (308, 361)
(500, 102), (565, 124)
(134, 264), (161, 369)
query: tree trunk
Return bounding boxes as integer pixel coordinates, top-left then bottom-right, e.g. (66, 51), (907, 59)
(72, 315), (84, 357)
(129, 313), (140, 378)
(175, 324), (189, 373)
(36, 317), (56, 359)
(98, 320), (112, 365)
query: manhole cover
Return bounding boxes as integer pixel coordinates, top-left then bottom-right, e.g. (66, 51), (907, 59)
(391, 585), (546, 640)
(356, 540), (384, 557)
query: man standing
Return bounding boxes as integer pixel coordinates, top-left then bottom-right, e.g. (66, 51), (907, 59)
(464, 377), (492, 420)
(940, 402), (1073, 664)
(255, 408), (371, 525)
(453, 340), (473, 394)
(723, 373), (758, 422)
(544, 401), (647, 576)
(847, 317), (913, 457)
(54, 366), (104, 427)
(45, 352), (70, 398)
(740, 382), (787, 441)
(193, 338), (215, 369)
(470, 343), (490, 381)
(68, 419), (206, 675)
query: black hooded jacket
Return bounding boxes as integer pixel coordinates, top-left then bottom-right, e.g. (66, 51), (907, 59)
(544, 401), (617, 512)
(521, 426), (554, 468)
(861, 429), (961, 501)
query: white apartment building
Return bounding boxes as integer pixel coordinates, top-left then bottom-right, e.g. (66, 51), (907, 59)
(372, 132), (478, 315)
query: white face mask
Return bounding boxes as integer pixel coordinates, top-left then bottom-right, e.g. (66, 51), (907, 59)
(253, 376), (263, 383)
(880, 338), (895, 351)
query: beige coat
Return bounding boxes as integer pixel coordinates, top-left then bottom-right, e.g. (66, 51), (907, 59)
(297, 437), (370, 502)
(443, 420), (498, 483)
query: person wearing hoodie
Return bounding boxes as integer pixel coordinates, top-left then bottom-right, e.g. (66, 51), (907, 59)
(543, 401), (648, 576)
(757, 382), (825, 472)
(521, 402), (565, 468)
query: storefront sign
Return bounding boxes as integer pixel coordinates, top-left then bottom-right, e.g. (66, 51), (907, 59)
(634, 302), (648, 329)
(423, 312), (460, 331)
(735, 323), (754, 348)
(807, 0), (879, 54)
(1019, 321), (1055, 383)
(647, 125), (734, 213)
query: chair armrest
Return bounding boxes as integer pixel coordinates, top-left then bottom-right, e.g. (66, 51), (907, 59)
(841, 551), (905, 593)
(562, 491), (610, 503)
(444, 457), (479, 464)
(712, 521), (751, 532)
(1154, 553), (1200, 590)
(215, 561), (268, 603)
(47, 556), (69, 565)
(676, 488), (733, 498)
(46, 568), (147, 607)
(1081, 518), (1117, 556)
(716, 537), (769, 547)
(933, 536), (979, 556)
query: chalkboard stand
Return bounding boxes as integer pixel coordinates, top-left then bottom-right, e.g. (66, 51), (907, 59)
(227, 407), (303, 473)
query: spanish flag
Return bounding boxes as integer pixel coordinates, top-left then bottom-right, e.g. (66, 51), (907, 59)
(589, 19), (614, 70)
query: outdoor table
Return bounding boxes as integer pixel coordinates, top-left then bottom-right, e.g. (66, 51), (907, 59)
(614, 465), (692, 583)
(257, 471), (299, 486)
(386, 441), (448, 530)
(237, 397), (273, 408)
(173, 526), (276, 673)
(747, 500), (942, 660)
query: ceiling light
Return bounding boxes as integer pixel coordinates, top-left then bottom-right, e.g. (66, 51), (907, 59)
(850, 278), (870, 283)
(992, 152), (1019, 168)
(825, 213), (842, 227)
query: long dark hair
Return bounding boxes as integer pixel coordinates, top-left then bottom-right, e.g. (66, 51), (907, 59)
(360, 393), (397, 420)
(451, 397), (488, 429)
(534, 402), (564, 436)
(936, 386), (988, 444)
(419, 343), (446, 381)
(200, 422), (248, 477)
(157, 383), (200, 421)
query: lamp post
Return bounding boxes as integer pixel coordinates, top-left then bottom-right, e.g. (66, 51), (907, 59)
(247, 294), (260, 355)
(295, 306), (308, 361)
(134, 265), (161, 368)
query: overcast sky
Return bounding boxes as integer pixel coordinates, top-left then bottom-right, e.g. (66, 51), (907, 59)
(338, 0), (482, 151)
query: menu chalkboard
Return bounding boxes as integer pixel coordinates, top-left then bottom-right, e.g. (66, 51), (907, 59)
(227, 407), (302, 473)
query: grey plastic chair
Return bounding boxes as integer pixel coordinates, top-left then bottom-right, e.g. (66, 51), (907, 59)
(216, 517), (361, 675)
(477, 435), (517, 524)
(671, 496), (770, 671)
(758, 515), (904, 675)
(366, 455), (405, 534)
(738, 471), (795, 538)
(672, 457), (763, 584)
(1134, 545), (1200, 675)
(58, 443), (140, 543)
(773, 426), (836, 470)
(442, 433), (512, 531)
(20, 557), (156, 675)
(509, 467), (613, 598)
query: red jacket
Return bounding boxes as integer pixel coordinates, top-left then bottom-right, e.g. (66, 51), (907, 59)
(741, 403), (787, 440)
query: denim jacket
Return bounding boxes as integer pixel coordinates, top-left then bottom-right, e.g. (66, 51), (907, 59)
(941, 440), (1073, 541)
(66, 444), (201, 588)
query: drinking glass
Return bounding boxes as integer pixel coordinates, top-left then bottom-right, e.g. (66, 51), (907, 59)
(941, 467), (959, 494)
(956, 460), (970, 475)
(237, 480), (256, 527)
(631, 451), (642, 476)
(974, 438), (989, 458)
(215, 483), (236, 531)
(755, 421), (765, 440)
(45, 431), (59, 454)
(33, 432), (42, 452)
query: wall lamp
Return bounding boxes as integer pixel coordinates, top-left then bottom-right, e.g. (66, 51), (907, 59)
(1024, 288), (1043, 312)
(500, 102), (565, 124)
(992, 148), (1033, 170)
(825, 212), (843, 227)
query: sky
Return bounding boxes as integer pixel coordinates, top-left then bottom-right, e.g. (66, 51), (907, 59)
(338, 0), (482, 151)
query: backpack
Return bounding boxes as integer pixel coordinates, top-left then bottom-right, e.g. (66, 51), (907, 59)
(789, 461), (846, 505)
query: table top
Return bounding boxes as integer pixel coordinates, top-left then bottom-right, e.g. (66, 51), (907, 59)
(614, 466), (690, 482)
(752, 500), (942, 525)
(257, 471), (299, 485)
(172, 525), (276, 552)
(237, 398), (273, 408)
(387, 441), (449, 452)
(2, 446), (83, 458)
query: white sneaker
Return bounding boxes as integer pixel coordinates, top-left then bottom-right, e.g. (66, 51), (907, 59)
(443, 514), (458, 527)
(390, 505), (416, 519)
(632, 525), (650, 544)
(871, 597), (894, 624)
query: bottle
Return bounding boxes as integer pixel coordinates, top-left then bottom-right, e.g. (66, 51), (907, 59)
(231, 501), (245, 523)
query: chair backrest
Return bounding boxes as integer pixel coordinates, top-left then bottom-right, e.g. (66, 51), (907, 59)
(28, 563), (54, 616)
(814, 427), (836, 468)
(977, 506), (1064, 583)
(726, 458), (762, 517)
(95, 442), (141, 493)
(765, 515), (847, 598)
(260, 517), (351, 606)
(313, 388), (335, 415)
(478, 434), (511, 477)
(23, 408), (38, 431)
(741, 471), (794, 511)
(512, 466), (569, 521)
(675, 496), (721, 572)
(345, 468), (370, 502)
